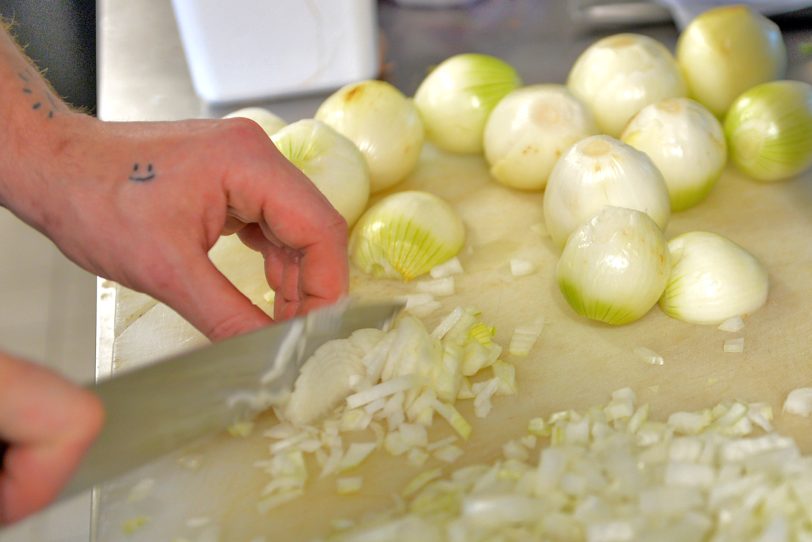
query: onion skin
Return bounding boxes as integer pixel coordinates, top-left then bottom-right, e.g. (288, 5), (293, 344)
(567, 33), (686, 137)
(316, 80), (424, 193)
(414, 53), (522, 155)
(724, 80), (812, 182)
(677, 5), (787, 118)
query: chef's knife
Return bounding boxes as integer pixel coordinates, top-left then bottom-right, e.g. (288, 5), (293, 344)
(52, 299), (402, 500)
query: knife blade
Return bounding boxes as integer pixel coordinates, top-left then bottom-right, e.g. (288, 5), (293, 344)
(58, 299), (402, 499)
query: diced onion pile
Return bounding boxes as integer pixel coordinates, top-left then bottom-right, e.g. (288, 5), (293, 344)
(255, 307), (518, 513)
(328, 388), (812, 542)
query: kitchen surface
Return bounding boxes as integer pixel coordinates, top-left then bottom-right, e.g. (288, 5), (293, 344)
(1, 0), (812, 540)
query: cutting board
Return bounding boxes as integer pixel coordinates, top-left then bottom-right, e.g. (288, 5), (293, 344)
(96, 144), (812, 541)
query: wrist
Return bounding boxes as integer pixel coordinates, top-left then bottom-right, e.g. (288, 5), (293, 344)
(0, 112), (100, 232)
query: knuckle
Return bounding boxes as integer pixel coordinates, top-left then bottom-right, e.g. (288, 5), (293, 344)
(221, 116), (270, 146)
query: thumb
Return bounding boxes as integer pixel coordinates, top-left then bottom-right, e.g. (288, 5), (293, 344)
(157, 251), (273, 341)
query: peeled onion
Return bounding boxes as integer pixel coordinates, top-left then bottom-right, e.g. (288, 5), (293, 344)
(622, 98), (726, 211)
(414, 53), (521, 154)
(543, 135), (671, 249)
(271, 119), (370, 226)
(676, 4), (787, 117)
(556, 206), (670, 326)
(567, 33), (686, 137)
(724, 80), (812, 182)
(316, 80), (424, 193)
(483, 85), (597, 190)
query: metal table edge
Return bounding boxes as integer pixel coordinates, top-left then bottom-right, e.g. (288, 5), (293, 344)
(91, 276), (118, 542)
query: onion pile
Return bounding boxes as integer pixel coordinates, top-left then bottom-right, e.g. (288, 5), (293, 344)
(329, 388), (812, 542)
(255, 306), (521, 514)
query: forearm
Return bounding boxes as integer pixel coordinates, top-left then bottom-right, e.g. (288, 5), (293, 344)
(0, 25), (90, 231)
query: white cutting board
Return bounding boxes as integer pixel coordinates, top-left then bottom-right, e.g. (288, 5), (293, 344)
(97, 145), (812, 541)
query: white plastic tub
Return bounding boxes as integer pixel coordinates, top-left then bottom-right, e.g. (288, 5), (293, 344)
(171, 0), (379, 103)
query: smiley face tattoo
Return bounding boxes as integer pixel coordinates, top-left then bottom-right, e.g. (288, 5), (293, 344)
(129, 162), (156, 182)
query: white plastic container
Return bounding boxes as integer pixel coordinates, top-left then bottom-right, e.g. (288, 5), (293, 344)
(171, 0), (379, 104)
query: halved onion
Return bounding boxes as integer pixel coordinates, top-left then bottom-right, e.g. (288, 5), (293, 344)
(660, 231), (769, 325)
(349, 191), (465, 281)
(483, 85), (597, 190)
(556, 206), (670, 326)
(622, 98), (726, 211)
(316, 80), (424, 193)
(724, 80), (812, 182)
(676, 5), (787, 117)
(271, 119), (370, 226)
(567, 33), (686, 137)
(543, 135), (670, 249)
(414, 53), (522, 154)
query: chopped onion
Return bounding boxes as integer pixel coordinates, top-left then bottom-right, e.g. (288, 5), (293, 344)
(433, 400), (472, 440)
(783, 388), (812, 417)
(567, 33), (686, 137)
(224, 106), (286, 137)
(660, 232), (768, 325)
(508, 318), (544, 357)
(431, 307), (465, 340)
(414, 53), (522, 154)
(338, 442), (378, 472)
(403, 468), (444, 497)
(676, 5), (786, 117)
(723, 337), (745, 353)
(283, 332), (374, 426)
(346, 375), (419, 410)
(350, 191), (465, 281)
(718, 316), (745, 333)
(336, 476), (363, 495)
(433, 444), (464, 464)
(557, 206), (670, 326)
(408, 448), (430, 468)
(416, 277), (455, 297)
(430, 257), (464, 278)
(315, 80), (424, 193)
(543, 135), (671, 249)
(621, 98), (726, 211)
(509, 258), (536, 277)
(271, 119), (370, 226)
(331, 386), (812, 540)
(483, 84), (597, 190)
(633, 346), (664, 366)
(724, 80), (812, 182)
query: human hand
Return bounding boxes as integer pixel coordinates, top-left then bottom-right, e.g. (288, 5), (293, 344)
(0, 352), (103, 523)
(15, 114), (349, 340)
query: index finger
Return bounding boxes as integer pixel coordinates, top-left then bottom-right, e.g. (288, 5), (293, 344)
(227, 145), (350, 308)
